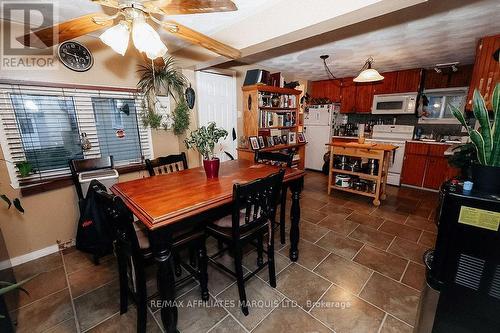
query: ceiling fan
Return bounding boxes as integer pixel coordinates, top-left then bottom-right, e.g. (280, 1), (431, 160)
(17, 0), (241, 60)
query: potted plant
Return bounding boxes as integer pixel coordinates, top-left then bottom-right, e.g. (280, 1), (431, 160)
(0, 160), (32, 213)
(137, 56), (191, 135)
(450, 83), (499, 193)
(184, 122), (228, 178)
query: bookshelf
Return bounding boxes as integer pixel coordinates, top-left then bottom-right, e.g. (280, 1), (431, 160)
(238, 85), (306, 169)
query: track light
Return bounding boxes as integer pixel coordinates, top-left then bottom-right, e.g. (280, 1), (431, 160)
(434, 67), (442, 73)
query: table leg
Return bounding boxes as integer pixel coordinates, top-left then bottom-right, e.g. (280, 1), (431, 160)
(289, 177), (304, 262)
(280, 184), (287, 245)
(150, 229), (178, 333)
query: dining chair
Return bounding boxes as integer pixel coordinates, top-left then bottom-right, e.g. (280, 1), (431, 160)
(92, 181), (209, 333)
(254, 151), (293, 244)
(145, 152), (197, 275)
(206, 170), (285, 315)
(145, 152), (188, 175)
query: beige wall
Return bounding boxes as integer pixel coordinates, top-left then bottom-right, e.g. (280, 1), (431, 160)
(0, 21), (195, 259)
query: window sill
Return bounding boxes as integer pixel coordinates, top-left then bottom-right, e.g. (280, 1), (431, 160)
(20, 163), (146, 197)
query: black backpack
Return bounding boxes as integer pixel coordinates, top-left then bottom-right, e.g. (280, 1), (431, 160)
(75, 180), (114, 264)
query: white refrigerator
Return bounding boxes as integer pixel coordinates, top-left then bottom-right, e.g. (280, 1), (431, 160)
(304, 104), (340, 171)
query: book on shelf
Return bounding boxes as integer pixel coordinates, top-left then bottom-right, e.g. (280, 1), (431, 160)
(258, 92), (297, 108)
(258, 110), (296, 128)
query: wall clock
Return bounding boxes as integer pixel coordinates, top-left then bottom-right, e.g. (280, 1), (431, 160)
(57, 41), (93, 72)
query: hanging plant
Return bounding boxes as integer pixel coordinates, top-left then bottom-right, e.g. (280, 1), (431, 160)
(137, 56), (190, 134)
(171, 98), (190, 135)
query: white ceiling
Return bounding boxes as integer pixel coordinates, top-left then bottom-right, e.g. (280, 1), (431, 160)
(256, 0), (500, 80)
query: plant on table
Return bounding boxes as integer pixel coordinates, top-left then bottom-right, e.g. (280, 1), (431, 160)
(450, 83), (499, 191)
(184, 122), (228, 178)
(137, 56), (191, 135)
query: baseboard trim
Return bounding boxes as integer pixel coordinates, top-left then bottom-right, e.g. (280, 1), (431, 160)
(0, 244), (60, 270)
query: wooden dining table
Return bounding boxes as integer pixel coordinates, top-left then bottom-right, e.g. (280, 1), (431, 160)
(111, 159), (305, 333)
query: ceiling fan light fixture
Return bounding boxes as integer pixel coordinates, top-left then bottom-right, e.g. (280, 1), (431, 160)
(354, 57), (384, 83)
(132, 19), (168, 59)
(99, 20), (130, 56)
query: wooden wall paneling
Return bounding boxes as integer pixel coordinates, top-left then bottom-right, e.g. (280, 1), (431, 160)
(448, 64), (473, 87)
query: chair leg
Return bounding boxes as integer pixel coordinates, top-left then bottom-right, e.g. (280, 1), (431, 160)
(257, 234), (264, 267)
(116, 246), (129, 314)
(280, 185), (287, 245)
(198, 238), (209, 301)
(268, 230), (277, 288)
(135, 260), (148, 333)
(173, 253), (182, 277)
(234, 244), (249, 316)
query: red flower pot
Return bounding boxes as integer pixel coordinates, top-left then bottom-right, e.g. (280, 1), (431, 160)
(203, 158), (220, 178)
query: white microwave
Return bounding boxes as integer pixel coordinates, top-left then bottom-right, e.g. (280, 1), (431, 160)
(372, 93), (418, 114)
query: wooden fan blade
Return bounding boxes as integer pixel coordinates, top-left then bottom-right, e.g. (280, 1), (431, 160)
(17, 13), (113, 48)
(144, 0), (237, 15)
(163, 20), (240, 59)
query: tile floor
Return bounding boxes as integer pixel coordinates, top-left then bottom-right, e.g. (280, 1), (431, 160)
(3, 171), (440, 333)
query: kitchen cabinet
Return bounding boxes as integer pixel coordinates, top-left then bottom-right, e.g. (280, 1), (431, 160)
(401, 142), (459, 190)
(394, 69), (422, 93)
(310, 79), (341, 102)
(340, 77), (357, 113)
(466, 34), (500, 111)
(355, 83), (374, 113)
(424, 65), (473, 90)
(373, 71), (397, 94)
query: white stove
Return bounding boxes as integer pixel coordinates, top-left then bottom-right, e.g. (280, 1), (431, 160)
(367, 125), (414, 186)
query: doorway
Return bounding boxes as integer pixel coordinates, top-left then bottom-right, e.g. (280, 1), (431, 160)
(196, 70), (237, 161)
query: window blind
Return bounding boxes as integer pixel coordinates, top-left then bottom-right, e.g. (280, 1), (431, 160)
(0, 83), (152, 189)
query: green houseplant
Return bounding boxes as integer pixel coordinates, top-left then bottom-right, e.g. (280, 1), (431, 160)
(137, 56), (191, 135)
(184, 122), (228, 178)
(450, 83), (500, 192)
(0, 159), (32, 213)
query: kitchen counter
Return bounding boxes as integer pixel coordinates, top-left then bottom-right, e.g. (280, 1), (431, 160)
(407, 139), (462, 146)
(327, 142), (398, 151)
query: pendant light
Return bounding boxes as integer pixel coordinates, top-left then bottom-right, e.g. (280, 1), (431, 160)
(354, 57), (384, 83)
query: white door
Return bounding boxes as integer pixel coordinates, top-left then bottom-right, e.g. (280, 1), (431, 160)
(196, 71), (237, 161)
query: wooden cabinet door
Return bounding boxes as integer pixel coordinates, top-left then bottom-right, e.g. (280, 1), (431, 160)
(325, 79), (342, 102)
(423, 157), (449, 189)
(340, 77), (357, 113)
(405, 142), (429, 155)
(355, 83), (374, 113)
(401, 153), (427, 187)
(466, 34), (500, 111)
(310, 80), (326, 99)
(373, 71), (397, 94)
(395, 69), (422, 93)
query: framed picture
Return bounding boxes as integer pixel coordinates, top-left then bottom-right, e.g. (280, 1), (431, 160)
(288, 132), (297, 144)
(249, 136), (260, 150)
(266, 136), (274, 147)
(273, 135), (281, 145)
(258, 136), (266, 148)
(281, 134), (288, 144)
(297, 132), (306, 143)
